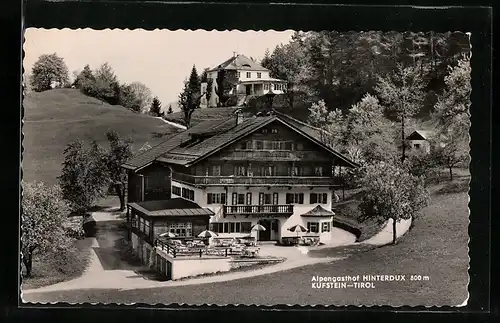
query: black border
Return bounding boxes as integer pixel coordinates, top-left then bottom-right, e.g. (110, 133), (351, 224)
(2, 0), (494, 322)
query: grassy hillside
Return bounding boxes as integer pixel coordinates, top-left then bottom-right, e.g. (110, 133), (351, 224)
(23, 89), (180, 185)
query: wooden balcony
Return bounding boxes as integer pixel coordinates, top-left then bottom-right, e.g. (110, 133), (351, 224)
(217, 150), (333, 162)
(171, 172), (341, 187)
(223, 204), (294, 217)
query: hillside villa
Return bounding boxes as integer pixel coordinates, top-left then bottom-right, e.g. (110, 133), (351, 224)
(201, 53), (288, 107)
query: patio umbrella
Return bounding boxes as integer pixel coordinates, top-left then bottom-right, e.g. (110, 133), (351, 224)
(159, 232), (177, 238)
(198, 230), (218, 238)
(251, 224), (266, 232)
(251, 224), (266, 245)
(288, 224), (308, 237)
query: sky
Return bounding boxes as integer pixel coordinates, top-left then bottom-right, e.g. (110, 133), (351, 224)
(24, 29), (294, 110)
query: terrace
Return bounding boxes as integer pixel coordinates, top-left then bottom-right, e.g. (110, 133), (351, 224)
(154, 236), (260, 259)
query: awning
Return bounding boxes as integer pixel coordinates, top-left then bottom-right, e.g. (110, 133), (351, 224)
(128, 198), (215, 217)
(300, 205), (335, 217)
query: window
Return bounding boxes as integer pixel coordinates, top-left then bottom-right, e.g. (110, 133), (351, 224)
(261, 165), (276, 176)
(272, 193), (279, 205)
(286, 193), (304, 204)
(261, 128), (268, 133)
(172, 185), (181, 196)
(237, 72), (241, 78)
(414, 143), (421, 148)
(246, 72), (251, 78)
(212, 165), (221, 176)
(264, 83), (269, 90)
(297, 143), (304, 150)
(211, 222), (251, 233)
(238, 194), (245, 205)
(207, 193), (226, 204)
(182, 187), (195, 201)
(322, 222), (331, 232)
(284, 142), (295, 150)
(257, 72), (262, 78)
(168, 222), (192, 237)
(314, 167), (324, 176)
(255, 141), (264, 150)
(235, 165), (246, 176)
(289, 166), (302, 176)
(310, 193), (328, 204)
(246, 192), (253, 205)
(307, 222), (319, 234)
(271, 128), (279, 134)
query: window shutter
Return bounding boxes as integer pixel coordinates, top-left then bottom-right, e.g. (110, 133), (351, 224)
(322, 193), (328, 204)
(207, 193), (213, 204)
(221, 193), (226, 204)
(273, 193), (279, 205)
(246, 192), (252, 205)
(259, 193), (264, 205)
(232, 193), (238, 205)
(310, 193), (317, 204)
(299, 193), (304, 204)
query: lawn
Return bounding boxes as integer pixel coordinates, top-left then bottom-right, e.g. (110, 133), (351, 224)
(23, 175), (470, 306)
(23, 89), (181, 185)
(21, 238), (92, 290)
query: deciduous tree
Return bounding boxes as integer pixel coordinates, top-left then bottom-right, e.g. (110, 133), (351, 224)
(167, 104), (173, 115)
(94, 62), (119, 104)
(129, 82), (153, 113)
(105, 131), (133, 211)
(21, 181), (70, 277)
(30, 53), (69, 92)
(58, 140), (109, 214)
(357, 162), (430, 244)
(375, 63), (427, 162)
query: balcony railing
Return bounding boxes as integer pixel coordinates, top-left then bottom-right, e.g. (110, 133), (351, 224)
(172, 172), (340, 187)
(223, 204), (294, 216)
(219, 150), (333, 161)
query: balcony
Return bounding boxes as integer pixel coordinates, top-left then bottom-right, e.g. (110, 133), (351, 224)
(218, 150), (333, 162)
(171, 172), (341, 187)
(223, 204), (294, 217)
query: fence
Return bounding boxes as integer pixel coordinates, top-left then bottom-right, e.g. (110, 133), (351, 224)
(154, 238), (234, 258)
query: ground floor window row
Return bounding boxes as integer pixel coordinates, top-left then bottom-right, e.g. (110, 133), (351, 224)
(210, 221), (252, 234)
(307, 221), (331, 233)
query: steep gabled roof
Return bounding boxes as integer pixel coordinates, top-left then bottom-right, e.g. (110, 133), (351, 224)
(406, 130), (436, 141)
(122, 113), (360, 171)
(207, 54), (269, 72)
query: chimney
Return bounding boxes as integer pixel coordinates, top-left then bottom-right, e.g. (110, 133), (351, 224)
(235, 109), (244, 125)
(233, 51), (237, 57)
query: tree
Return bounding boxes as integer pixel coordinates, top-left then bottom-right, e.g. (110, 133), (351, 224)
(167, 104), (173, 114)
(58, 140), (109, 214)
(308, 99), (345, 149)
(149, 96), (162, 117)
(30, 53), (69, 92)
(266, 41), (311, 109)
(74, 64), (97, 96)
(375, 63), (427, 162)
(129, 82), (153, 113)
(105, 131), (133, 211)
(21, 181), (70, 277)
(178, 66), (203, 127)
(215, 69), (238, 107)
(205, 78), (214, 107)
(433, 55), (471, 142)
(357, 162), (430, 244)
(94, 62), (119, 104)
(116, 83), (141, 111)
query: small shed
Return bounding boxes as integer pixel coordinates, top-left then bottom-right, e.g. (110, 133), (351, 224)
(405, 130), (435, 154)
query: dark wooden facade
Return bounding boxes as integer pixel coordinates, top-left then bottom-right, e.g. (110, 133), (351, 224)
(127, 163), (172, 203)
(170, 121), (346, 187)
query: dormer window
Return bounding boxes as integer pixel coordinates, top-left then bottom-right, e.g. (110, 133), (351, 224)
(257, 72), (262, 78)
